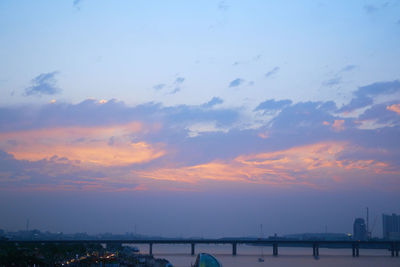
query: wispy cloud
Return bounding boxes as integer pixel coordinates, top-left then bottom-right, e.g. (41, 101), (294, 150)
(175, 77), (185, 84)
(24, 71), (60, 96)
(233, 54), (262, 66)
(229, 78), (244, 88)
(322, 64), (356, 87)
(364, 4), (379, 13)
(218, 1), (229, 11)
(169, 87), (181, 94)
(322, 76), (342, 87)
(254, 99), (292, 114)
(153, 84), (166, 90)
(202, 97), (223, 108)
(153, 77), (185, 94)
(265, 66), (280, 78)
(341, 64), (357, 72)
(73, 0), (83, 9)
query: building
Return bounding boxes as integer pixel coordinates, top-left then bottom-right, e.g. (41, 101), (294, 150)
(382, 213), (400, 240)
(353, 218), (367, 241)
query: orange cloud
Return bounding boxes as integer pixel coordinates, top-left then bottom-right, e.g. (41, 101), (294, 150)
(132, 142), (395, 188)
(387, 104), (400, 115)
(0, 122), (165, 166)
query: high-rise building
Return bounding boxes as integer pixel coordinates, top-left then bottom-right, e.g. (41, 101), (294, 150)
(382, 213), (400, 240)
(353, 218), (367, 241)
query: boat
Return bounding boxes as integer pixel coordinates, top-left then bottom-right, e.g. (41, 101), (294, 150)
(258, 257), (265, 262)
(192, 253), (222, 267)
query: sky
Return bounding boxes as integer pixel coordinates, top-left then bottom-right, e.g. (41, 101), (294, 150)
(0, 0), (400, 238)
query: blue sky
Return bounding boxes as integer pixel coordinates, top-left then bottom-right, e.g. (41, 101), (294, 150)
(0, 0), (400, 236)
(1, 0), (399, 107)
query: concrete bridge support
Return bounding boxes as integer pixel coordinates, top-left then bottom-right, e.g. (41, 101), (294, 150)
(191, 243), (195, 256)
(352, 244), (359, 257)
(149, 243), (153, 256)
(232, 243), (237, 255)
(273, 243), (278, 256)
(390, 243), (399, 257)
(312, 243), (319, 256)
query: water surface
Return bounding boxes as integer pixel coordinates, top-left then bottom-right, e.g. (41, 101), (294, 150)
(131, 244), (399, 267)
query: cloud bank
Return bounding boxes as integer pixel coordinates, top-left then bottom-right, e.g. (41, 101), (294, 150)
(1, 80), (400, 192)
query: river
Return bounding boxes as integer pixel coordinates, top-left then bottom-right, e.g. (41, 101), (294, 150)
(131, 243), (399, 267)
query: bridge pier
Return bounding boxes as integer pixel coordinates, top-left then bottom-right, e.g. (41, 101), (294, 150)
(391, 244), (399, 257)
(232, 243), (237, 256)
(149, 243), (153, 256)
(352, 244), (359, 257)
(273, 243), (278, 256)
(312, 243), (319, 256)
(191, 243), (195, 255)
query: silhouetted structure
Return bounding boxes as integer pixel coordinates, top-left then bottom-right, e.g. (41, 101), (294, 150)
(193, 253), (222, 267)
(353, 218), (367, 241)
(383, 213), (400, 240)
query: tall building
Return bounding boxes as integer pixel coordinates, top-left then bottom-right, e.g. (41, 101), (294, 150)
(382, 213), (400, 240)
(353, 218), (367, 241)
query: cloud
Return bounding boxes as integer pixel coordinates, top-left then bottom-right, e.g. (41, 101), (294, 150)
(387, 104), (400, 115)
(322, 64), (356, 87)
(322, 76), (342, 87)
(233, 54), (262, 66)
(166, 77), (185, 94)
(254, 99), (292, 114)
(339, 80), (400, 112)
(25, 71), (60, 96)
(0, 122), (165, 166)
(218, 1), (229, 11)
(153, 84), (166, 90)
(201, 97), (223, 108)
(132, 142), (398, 189)
(229, 78), (244, 87)
(169, 87), (181, 94)
(265, 66), (280, 78)
(73, 0), (83, 8)
(153, 77), (185, 94)
(175, 77), (185, 84)
(2, 79), (400, 192)
(364, 4), (379, 13)
(341, 65), (357, 72)
(332, 120), (345, 132)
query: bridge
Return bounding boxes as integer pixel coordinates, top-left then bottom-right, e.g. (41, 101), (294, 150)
(2, 239), (400, 257)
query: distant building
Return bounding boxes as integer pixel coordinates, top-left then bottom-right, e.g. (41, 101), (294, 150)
(353, 218), (367, 241)
(382, 213), (400, 240)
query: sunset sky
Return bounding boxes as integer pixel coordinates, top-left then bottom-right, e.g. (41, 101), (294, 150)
(1, 0), (400, 237)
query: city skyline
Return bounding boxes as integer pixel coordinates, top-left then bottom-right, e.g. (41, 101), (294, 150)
(0, 0), (400, 237)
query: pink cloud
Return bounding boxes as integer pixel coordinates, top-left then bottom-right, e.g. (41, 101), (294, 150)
(0, 122), (165, 166)
(132, 142), (398, 189)
(387, 104), (400, 115)
(332, 120), (345, 132)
